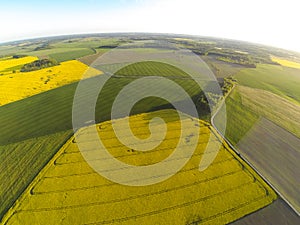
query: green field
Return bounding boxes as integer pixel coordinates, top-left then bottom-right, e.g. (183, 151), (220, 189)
(50, 37), (120, 49)
(0, 37), (121, 63)
(19, 48), (95, 63)
(115, 61), (190, 77)
(214, 85), (300, 145)
(49, 48), (95, 62)
(214, 87), (259, 145)
(214, 63), (300, 145)
(234, 64), (300, 104)
(0, 130), (72, 219)
(0, 81), (77, 145)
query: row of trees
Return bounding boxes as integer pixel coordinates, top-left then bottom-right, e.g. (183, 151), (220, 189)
(21, 59), (59, 72)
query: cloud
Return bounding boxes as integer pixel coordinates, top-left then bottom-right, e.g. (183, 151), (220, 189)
(0, 0), (299, 52)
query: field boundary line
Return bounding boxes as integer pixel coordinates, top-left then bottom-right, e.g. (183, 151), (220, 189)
(84, 182), (264, 225)
(54, 141), (218, 166)
(1, 134), (74, 224)
(45, 151), (233, 179)
(21, 170), (246, 212)
(32, 157), (238, 195)
(211, 84), (300, 217)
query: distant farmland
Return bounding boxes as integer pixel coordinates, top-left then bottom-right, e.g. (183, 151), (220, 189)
(234, 64), (300, 104)
(213, 63), (300, 217)
(2, 110), (276, 225)
(2, 34), (299, 224)
(0, 131), (72, 220)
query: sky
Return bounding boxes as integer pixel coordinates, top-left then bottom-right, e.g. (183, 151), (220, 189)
(0, 0), (300, 52)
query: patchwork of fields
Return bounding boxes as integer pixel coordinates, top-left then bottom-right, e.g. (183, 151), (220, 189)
(0, 58), (226, 223)
(0, 37), (121, 63)
(234, 64), (300, 104)
(213, 63), (300, 218)
(1, 36), (299, 224)
(0, 131), (73, 220)
(2, 110), (276, 225)
(214, 85), (300, 144)
(201, 56), (249, 79)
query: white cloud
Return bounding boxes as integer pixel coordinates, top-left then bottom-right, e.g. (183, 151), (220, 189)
(0, 0), (299, 52)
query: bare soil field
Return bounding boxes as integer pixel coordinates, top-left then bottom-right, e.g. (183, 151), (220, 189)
(237, 117), (300, 213)
(201, 56), (249, 79)
(231, 198), (300, 225)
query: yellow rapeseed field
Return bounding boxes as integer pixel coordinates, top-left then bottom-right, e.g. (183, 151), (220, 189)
(0, 59), (101, 106)
(2, 109), (276, 225)
(271, 56), (300, 69)
(0, 56), (38, 71)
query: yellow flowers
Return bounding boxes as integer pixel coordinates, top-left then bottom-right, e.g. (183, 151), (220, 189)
(0, 56), (38, 71)
(272, 56), (300, 69)
(2, 110), (276, 225)
(0, 59), (101, 106)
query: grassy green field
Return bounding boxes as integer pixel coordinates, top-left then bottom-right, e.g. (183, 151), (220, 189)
(236, 86), (300, 137)
(18, 48), (96, 63)
(214, 85), (300, 145)
(234, 64), (300, 104)
(0, 47), (94, 62)
(50, 37), (120, 49)
(214, 87), (259, 145)
(0, 37), (121, 63)
(48, 48), (95, 62)
(0, 130), (72, 220)
(214, 63), (300, 145)
(115, 61), (190, 77)
(0, 79), (77, 145)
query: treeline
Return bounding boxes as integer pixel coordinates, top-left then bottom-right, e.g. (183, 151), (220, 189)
(168, 38), (280, 66)
(12, 55), (27, 59)
(168, 39), (214, 55)
(151, 77), (236, 121)
(21, 59), (59, 72)
(34, 43), (51, 51)
(194, 77), (236, 118)
(221, 77), (236, 95)
(97, 45), (119, 49)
